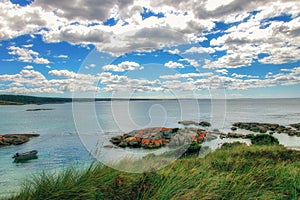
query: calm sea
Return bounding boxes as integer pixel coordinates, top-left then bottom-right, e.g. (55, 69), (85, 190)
(0, 99), (300, 196)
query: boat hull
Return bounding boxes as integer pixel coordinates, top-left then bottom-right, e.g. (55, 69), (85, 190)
(12, 150), (38, 162)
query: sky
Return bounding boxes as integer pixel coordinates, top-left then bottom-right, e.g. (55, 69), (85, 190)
(0, 0), (299, 98)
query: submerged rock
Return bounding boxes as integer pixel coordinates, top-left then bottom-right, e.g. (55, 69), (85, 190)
(232, 122), (300, 137)
(199, 121), (211, 127)
(0, 134), (40, 146)
(290, 123), (300, 131)
(26, 108), (54, 111)
(178, 120), (199, 126)
(178, 120), (211, 127)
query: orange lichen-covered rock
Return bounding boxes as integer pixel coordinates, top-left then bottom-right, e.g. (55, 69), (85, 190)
(192, 136), (198, 142)
(110, 127), (208, 149)
(161, 127), (172, 131)
(141, 139), (150, 145)
(197, 129), (207, 139)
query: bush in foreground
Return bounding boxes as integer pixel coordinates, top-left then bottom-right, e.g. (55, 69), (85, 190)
(250, 134), (280, 145)
(8, 143), (300, 200)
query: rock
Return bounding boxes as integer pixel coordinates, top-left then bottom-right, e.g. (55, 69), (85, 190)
(219, 133), (227, 139)
(26, 108), (54, 111)
(288, 130), (296, 136)
(0, 134), (39, 146)
(227, 132), (247, 139)
(125, 137), (140, 147)
(178, 121), (199, 126)
(110, 136), (122, 145)
(290, 123), (300, 130)
(250, 127), (259, 132)
(257, 126), (267, 133)
(118, 141), (127, 148)
(231, 122), (300, 137)
(103, 145), (117, 149)
(231, 127), (237, 131)
(199, 121), (211, 127)
(111, 127), (208, 149)
(220, 132), (254, 139)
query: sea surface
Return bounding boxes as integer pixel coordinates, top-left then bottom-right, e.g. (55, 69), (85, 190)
(0, 99), (300, 197)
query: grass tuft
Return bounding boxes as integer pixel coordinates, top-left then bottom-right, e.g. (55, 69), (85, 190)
(7, 143), (300, 200)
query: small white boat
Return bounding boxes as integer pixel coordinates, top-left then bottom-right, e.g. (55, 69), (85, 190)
(12, 150), (38, 162)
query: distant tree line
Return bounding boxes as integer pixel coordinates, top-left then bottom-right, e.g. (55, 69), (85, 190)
(0, 94), (72, 104)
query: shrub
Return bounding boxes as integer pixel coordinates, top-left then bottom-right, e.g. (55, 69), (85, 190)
(251, 134), (279, 145)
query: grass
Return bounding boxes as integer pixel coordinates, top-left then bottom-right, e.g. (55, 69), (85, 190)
(7, 143), (300, 200)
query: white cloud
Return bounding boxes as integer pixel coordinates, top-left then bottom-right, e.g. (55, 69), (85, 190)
(232, 73), (259, 79)
(56, 54), (69, 59)
(208, 10), (300, 68)
(164, 61), (184, 68)
(102, 61), (143, 72)
(184, 46), (216, 54)
(89, 64), (96, 68)
(33, 57), (50, 64)
(160, 72), (213, 79)
(32, 0), (135, 22)
(49, 69), (78, 78)
(215, 69), (228, 75)
(23, 65), (34, 69)
(0, 1), (64, 40)
(8, 46), (50, 64)
(179, 58), (199, 67)
(22, 44), (33, 48)
(167, 49), (180, 54)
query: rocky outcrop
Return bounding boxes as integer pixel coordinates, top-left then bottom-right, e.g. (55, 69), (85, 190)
(220, 132), (254, 139)
(199, 121), (211, 127)
(178, 121), (199, 126)
(0, 134), (40, 146)
(290, 123), (300, 131)
(232, 122), (300, 137)
(178, 121), (211, 127)
(26, 108), (54, 111)
(110, 127), (209, 149)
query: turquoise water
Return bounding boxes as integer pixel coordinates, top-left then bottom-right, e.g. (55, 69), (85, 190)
(0, 99), (300, 197)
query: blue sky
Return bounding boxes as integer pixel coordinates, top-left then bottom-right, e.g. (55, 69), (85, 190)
(0, 0), (299, 98)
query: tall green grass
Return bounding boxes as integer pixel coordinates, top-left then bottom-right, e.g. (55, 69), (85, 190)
(8, 143), (300, 200)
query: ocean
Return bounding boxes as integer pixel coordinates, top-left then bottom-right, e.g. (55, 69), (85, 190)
(0, 98), (300, 197)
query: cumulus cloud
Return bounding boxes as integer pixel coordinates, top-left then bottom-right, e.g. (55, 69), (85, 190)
(0, 1), (64, 40)
(23, 65), (34, 69)
(167, 49), (180, 54)
(160, 72), (213, 79)
(178, 58), (199, 67)
(215, 69), (228, 75)
(102, 61), (143, 72)
(8, 46), (50, 64)
(232, 73), (259, 79)
(164, 61), (184, 68)
(184, 46), (216, 54)
(31, 0), (135, 22)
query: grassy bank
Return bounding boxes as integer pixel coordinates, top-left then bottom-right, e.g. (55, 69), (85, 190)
(8, 143), (300, 200)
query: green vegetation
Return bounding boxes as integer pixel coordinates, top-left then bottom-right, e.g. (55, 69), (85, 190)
(0, 94), (176, 105)
(0, 100), (25, 105)
(0, 95), (72, 105)
(250, 134), (280, 145)
(8, 143), (300, 200)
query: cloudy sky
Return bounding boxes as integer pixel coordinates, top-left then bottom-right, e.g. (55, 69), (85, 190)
(0, 0), (299, 98)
